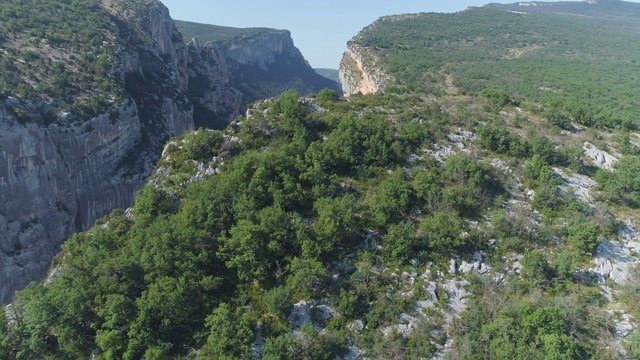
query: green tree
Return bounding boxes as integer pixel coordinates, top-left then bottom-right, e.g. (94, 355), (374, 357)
(382, 222), (418, 262)
(418, 212), (465, 256)
(369, 169), (412, 227)
(566, 218), (600, 254)
(273, 90), (308, 134)
(521, 251), (554, 287)
(132, 186), (175, 226)
(200, 303), (255, 359)
(309, 195), (358, 258)
(0, 309), (11, 359)
(596, 155), (640, 207)
(316, 88), (339, 103)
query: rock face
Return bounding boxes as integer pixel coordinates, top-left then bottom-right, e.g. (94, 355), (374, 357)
(339, 43), (389, 96)
(186, 40), (244, 128)
(0, 1), (223, 304)
(225, 30), (308, 70)
(224, 30), (342, 103)
(0, 102), (149, 304)
(175, 20), (342, 105)
(339, 17), (396, 97)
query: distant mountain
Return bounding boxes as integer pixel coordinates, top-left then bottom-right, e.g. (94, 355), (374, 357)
(340, 0), (640, 129)
(314, 68), (341, 83)
(175, 20), (342, 103)
(487, 0), (640, 20)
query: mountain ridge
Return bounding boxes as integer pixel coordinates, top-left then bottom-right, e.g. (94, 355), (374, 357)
(176, 20), (342, 104)
(0, 0), (335, 304)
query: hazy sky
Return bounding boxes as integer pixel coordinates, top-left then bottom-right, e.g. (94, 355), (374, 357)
(159, 0), (639, 69)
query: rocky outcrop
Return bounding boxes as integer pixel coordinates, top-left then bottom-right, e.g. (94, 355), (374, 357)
(0, 102), (146, 303)
(339, 43), (389, 96)
(225, 30), (342, 103)
(583, 142), (620, 170)
(186, 40), (243, 128)
(225, 30), (308, 70)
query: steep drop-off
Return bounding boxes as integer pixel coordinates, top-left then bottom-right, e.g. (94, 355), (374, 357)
(0, 0), (325, 304)
(339, 43), (389, 96)
(0, 0), (203, 304)
(176, 20), (343, 104)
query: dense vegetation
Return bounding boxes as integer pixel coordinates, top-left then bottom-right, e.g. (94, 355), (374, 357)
(1, 88), (631, 359)
(4, 1), (640, 359)
(175, 20), (275, 48)
(354, 5), (640, 129)
(0, 0), (122, 121)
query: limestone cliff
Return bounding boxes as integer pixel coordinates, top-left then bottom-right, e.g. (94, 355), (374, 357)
(0, 0), (200, 304)
(185, 39), (243, 128)
(224, 29), (309, 70)
(0, 0), (333, 304)
(175, 21), (343, 104)
(339, 42), (390, 96)
(339, 37), (391, 96)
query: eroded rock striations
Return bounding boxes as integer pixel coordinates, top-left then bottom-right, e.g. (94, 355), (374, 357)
(0, 0), (240, 304)
(340, 43), (389, 96)
(175, 20), (342, 105)
(339, 20), (393, 96)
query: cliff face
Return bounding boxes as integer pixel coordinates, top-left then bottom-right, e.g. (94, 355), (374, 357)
(0, 1), (200, 304)
(339, 43), (390, 96)
(175, 20), (343, 104)
(0, 102), (144, 303)
(225, 30), (309, 69)
(185, 39), (243, 128)
(227, 30), (342, 103)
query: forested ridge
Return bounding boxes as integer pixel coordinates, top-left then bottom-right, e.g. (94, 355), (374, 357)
(354, 5), (640, 130)
(3, 86), (640, 359)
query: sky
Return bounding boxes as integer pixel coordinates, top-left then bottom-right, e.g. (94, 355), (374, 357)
(159, 0), (639, 69)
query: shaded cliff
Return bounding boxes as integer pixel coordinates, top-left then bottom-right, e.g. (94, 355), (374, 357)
(176, 20), (343, 105)
(0, 0), (237, 303)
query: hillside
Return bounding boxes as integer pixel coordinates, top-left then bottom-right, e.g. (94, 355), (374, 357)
(5, 0), (640, 359)
(173, 21), (275, 47)
(315, 68), (341, 83)
(4, 82), (640, 358)
(175, 20), (343, 103)
(340, 1), (640, 130)
(488, 0), (640, 19)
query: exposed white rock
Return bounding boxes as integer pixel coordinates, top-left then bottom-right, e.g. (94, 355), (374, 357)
(491, 158), (510, 172)
(584, 142), (619, 170)
(339, 43), (390, 96)
(459, 252), (490, 275)
(348, 319), (365, 333)
(225, 30), (307, 70)
(382, 313), (421, 337)
(609, 310), (636, 338)
(251, 323), (266, 360)
(589, 221), (640, 302)
(562, 170), (596, 202)
(288, 300), (336, 332)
